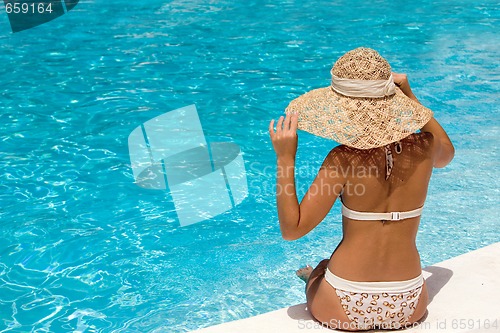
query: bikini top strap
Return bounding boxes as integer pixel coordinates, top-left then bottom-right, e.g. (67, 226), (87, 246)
(341, 203), (424, 221)
(385, 140), (403, 180)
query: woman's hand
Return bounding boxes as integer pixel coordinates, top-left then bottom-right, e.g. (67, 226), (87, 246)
(269, 112), (298, 159)
(392, 72), (419, 103)
(392, 72), (409, 87)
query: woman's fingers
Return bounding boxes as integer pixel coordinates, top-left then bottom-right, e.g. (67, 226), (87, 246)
(270, 113), (298, 138)
(269, 113), (299, 158)
(283, 112), (298, 134)
(392, 72), (408, 87)
(276, 116), (284, 134)
(269, 119), (275, 138)
(290, 113), (298, 132)
(284, 112), (292, 131)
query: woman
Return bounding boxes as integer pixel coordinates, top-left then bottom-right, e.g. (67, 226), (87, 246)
(269, 48), (454, 331)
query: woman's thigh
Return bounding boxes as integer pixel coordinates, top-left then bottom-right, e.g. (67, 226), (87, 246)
(407, 281), (429, 325)
(305, 259), (356, 331)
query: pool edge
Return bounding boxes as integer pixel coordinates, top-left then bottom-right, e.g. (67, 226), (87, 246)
(190, 242), (500, 332)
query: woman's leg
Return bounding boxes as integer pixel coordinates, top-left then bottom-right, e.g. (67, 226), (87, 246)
(305, 259), (357, 331)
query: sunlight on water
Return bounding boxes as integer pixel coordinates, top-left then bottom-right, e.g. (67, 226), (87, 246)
(0, 0), (498, 332)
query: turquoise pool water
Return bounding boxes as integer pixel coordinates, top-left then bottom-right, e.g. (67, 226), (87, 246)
(0, 0), (498, 332)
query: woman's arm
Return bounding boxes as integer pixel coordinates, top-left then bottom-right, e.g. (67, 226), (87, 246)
(269, 113), (345, 240)
(420, 118), (455, 168)
(393, 73), (455, 168)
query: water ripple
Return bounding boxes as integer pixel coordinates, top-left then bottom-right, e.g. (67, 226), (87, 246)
(0, 0), (498, 332)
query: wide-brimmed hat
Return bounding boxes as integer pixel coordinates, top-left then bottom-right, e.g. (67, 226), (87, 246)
(285, 47), (433, 149)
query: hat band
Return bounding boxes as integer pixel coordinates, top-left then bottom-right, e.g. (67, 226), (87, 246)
(330, 72), (396, 98)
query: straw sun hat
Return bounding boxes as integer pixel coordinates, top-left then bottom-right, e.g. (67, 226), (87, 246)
(285, 47), (433, 149)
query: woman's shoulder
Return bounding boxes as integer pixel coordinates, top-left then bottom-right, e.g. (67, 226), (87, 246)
(402, 132), (435, 154)
(323, 145), (360, 168)
(324, 133), (434, 166)
(405, 132), (434, 145)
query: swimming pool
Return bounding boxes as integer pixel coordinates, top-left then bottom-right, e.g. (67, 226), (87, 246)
(0, 0), (498, 332)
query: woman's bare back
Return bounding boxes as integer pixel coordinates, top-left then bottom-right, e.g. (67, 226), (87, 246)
(327, 132), (435, 281)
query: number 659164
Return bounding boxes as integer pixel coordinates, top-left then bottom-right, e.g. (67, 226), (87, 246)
(5, 2), (54, 14)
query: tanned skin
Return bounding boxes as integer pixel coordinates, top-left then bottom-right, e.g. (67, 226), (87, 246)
(269, 73), (454, 330)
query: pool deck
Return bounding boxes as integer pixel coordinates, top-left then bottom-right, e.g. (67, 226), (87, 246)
(191, 242), (500, 332)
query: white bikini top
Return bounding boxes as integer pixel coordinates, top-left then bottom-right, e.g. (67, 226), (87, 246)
(340, 140), (424, 222)
(342, 203), (423, 221)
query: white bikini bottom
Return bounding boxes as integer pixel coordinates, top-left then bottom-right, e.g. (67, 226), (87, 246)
(324, 268), (424, 330)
